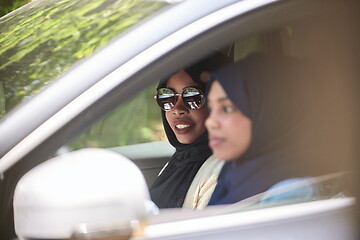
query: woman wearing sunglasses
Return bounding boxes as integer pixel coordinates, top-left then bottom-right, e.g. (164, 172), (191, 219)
(150, 52), (231, 209)
(205, 53), (345, 205)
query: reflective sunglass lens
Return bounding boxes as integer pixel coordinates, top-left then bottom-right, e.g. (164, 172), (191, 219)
(156, 87), (204, 111)
(182, 87), (204, 110)
(157, 88), (174, 98)
(163, 101), (175, 111)
(156, 88), (176, 110)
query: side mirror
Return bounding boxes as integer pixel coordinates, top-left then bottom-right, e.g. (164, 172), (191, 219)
(13, 148), (154, 240)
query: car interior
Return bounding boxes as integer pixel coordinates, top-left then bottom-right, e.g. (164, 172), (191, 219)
(63, 1), (356, 192)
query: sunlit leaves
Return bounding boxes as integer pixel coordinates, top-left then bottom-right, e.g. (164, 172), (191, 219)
(69, 83), (166, 149)
(0, 0), (167, 115)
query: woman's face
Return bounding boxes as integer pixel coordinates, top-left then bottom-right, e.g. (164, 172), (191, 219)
(165, 70), (209, 144)
(205, 80), (252, 161)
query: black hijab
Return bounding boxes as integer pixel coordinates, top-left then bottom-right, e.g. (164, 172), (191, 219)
(150, 52), (231, 208)
(208, 53), (318, 205)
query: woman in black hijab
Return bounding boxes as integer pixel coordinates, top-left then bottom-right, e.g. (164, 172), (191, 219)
(150, 52), (231, 208)
(205, 53), (342, 205)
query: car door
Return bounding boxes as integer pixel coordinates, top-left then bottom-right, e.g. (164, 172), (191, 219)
(0, 0), (359, 239)
(56, 0), (360, 238)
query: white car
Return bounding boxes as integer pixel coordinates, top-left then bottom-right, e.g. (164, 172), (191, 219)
(0, 0), (358, 239)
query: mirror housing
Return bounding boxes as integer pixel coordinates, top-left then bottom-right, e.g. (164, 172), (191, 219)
(13, 148), (153, 240)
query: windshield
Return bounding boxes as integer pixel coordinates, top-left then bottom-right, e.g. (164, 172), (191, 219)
(0, 0), (169, 118)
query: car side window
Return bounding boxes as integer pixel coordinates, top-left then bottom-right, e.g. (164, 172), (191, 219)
(64, 0), (355, 205)
(0, 0), (169, 119)
(69, 83), (165, 150)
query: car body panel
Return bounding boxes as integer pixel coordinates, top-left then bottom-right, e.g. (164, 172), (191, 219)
(143, 198), (356, 240)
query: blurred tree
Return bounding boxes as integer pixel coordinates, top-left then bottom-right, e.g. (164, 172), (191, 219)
(0, 0), (167, 147)
(0, 0), (31, 17)
(0, 0), (166, 117)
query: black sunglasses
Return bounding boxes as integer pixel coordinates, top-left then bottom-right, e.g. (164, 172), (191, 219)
(154, 87), (205, 111)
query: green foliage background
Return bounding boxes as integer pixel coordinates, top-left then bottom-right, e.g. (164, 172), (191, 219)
(0, 0), (31, 17)
(0, 0), (167, 147)
(70, 83), (166, 150)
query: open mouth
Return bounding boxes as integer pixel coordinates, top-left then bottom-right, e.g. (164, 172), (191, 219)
(172, 120), (194, 135)
(175, 124), (190, 130)
(172, 118), (194, 133)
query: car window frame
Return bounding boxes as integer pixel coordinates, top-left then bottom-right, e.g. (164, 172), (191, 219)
(0, 0), (245, 158)
(2, 0), (350, 186)
(0, 0), (293, 173)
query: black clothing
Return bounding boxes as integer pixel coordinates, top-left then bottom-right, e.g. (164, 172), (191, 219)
(150, 134), (212, 208)
(150, 52), (231, 208)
